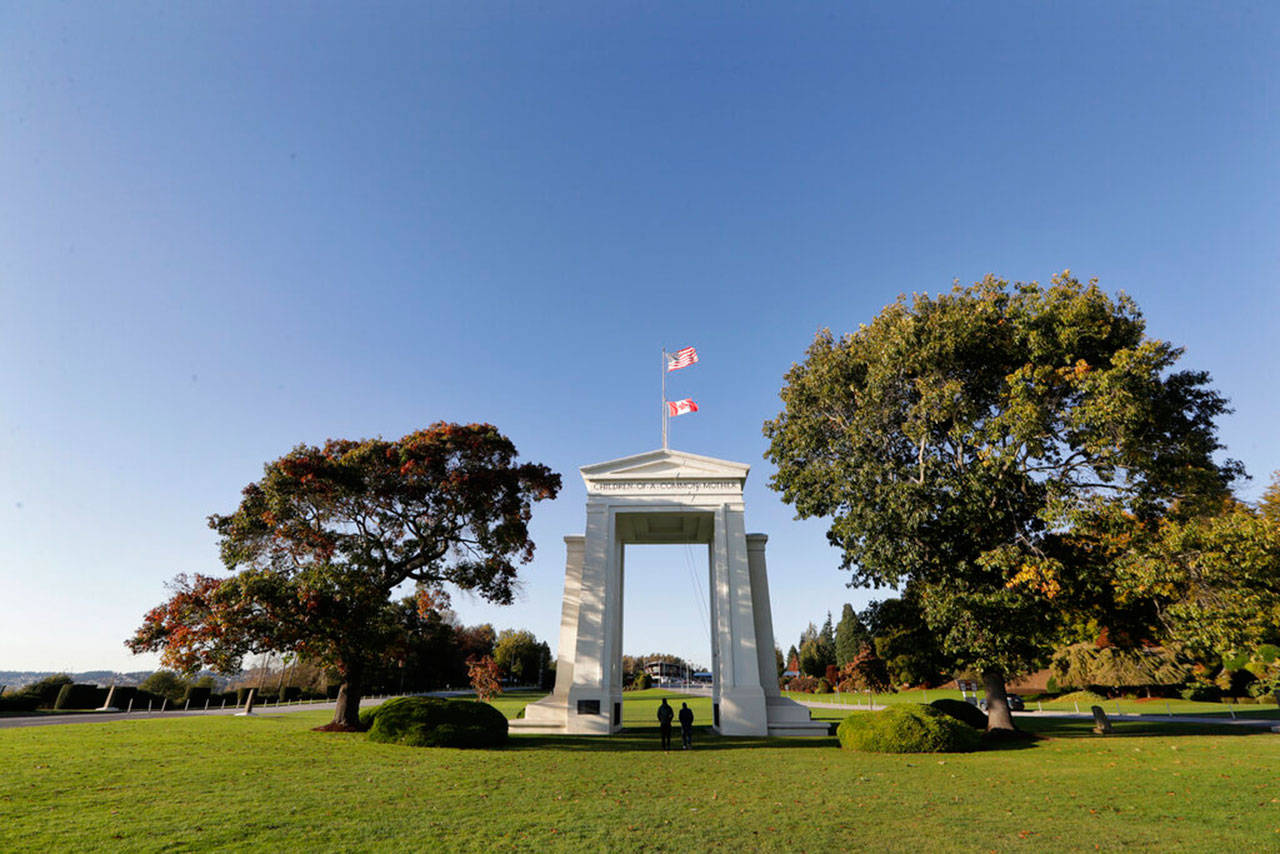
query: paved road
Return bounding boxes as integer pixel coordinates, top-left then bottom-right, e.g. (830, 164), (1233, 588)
(0, 692), (474, 730)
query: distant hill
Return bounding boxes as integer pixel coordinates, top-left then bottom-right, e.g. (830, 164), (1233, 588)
(0, 670), (228, 691)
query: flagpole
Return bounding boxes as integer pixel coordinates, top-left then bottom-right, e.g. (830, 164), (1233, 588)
(661, 347), (668, 450)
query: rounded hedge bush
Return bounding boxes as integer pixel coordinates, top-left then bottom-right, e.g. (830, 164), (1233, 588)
(1056, 689), (1107, 705)
(1179, 685), (1219, 702)
(929, 698), (988, 730)
(361, 697), (508, 748)
(837, 704), (980, 753)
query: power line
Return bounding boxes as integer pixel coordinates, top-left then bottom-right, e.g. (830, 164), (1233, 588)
(682, 543), (712, 649)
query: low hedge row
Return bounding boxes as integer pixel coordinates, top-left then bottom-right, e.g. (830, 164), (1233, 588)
(0, 693), (39, 712)
(54, 684), (108, 710)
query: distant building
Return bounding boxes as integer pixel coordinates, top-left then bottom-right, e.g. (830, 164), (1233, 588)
(643, 660), (686, 684)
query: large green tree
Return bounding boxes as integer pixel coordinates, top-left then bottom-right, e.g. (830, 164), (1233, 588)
(1260, 471), (1280, 523)
(1049, 642), (1192, 696)
(138, 670), (191, 704)
(860, 595), (947, 688)
(492, 629), (551, 686)
(128, 423), (560, 730)
(1114, 497), (1280, 660)
(764, 275), (1239, 729)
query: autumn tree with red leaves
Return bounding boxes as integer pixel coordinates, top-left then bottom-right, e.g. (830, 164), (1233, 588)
(127, 424), (560, 730)
(466, 655), (504, 702)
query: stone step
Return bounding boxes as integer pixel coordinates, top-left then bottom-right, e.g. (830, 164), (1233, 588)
(507, 721), (570, 734)
(767, 721), (833, 738)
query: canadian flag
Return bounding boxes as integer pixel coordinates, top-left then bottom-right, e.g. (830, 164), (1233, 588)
(667, 398), (698, 417)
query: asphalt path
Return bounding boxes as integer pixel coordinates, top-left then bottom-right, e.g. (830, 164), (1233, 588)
(0, 692), (474, 730)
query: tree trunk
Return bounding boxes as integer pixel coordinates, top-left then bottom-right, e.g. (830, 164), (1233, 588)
(982, 668), (1016, 731)
(330, 665), (364, 730)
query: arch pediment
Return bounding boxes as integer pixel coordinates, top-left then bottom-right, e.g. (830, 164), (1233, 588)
(579, 449), (749, 490)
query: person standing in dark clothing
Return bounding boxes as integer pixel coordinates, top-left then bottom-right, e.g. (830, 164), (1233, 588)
(678, 702), (694, 749)
(657, 698), (674, 750)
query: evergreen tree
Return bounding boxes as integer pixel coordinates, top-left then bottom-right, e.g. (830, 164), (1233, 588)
(835, 603), (866, 666)
(820, 612), (835, 647)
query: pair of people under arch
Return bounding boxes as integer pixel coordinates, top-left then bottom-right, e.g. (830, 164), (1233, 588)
(657, 698), (695, 750)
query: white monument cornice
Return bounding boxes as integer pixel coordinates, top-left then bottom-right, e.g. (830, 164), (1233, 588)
(579, 448), (749, 495)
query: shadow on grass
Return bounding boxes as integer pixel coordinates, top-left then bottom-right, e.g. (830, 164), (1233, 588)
(501, 718), (1271, 755)
(508, 726), (838, 753)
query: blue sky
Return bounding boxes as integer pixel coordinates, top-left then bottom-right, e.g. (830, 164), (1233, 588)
(1, 3), (1276, 672)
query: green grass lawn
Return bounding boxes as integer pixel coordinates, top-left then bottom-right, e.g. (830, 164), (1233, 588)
(2, 689), (1278, 852)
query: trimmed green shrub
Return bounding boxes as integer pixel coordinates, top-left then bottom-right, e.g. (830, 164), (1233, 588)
(1246, 680), (1276, 699)
(1055, 690), (1107, 705)
(105, 686), (138, 709)
(815, 678), (832, 694)
(135, 690), (167, 710)
(181, 685), (212, 707)
(0, 693), (39, 712)
(837, 704), (980, 754)
(21, 674), (73, 708)
(1180, 685), (1220, 702)
(930, 698), (987, 730)
(54, 684), (107, 710)
(631, 672), (652, 690)
(363, 697), (508, 748)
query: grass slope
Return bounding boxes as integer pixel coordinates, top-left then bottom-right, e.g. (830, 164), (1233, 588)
(1, 690), (1277, 852)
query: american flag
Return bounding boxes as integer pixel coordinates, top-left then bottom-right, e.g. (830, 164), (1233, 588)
(666, 346), (699, 372)
(667, 398), (698, 417)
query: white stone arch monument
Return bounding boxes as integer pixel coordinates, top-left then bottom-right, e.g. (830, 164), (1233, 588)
(513, 449), (826, 736)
